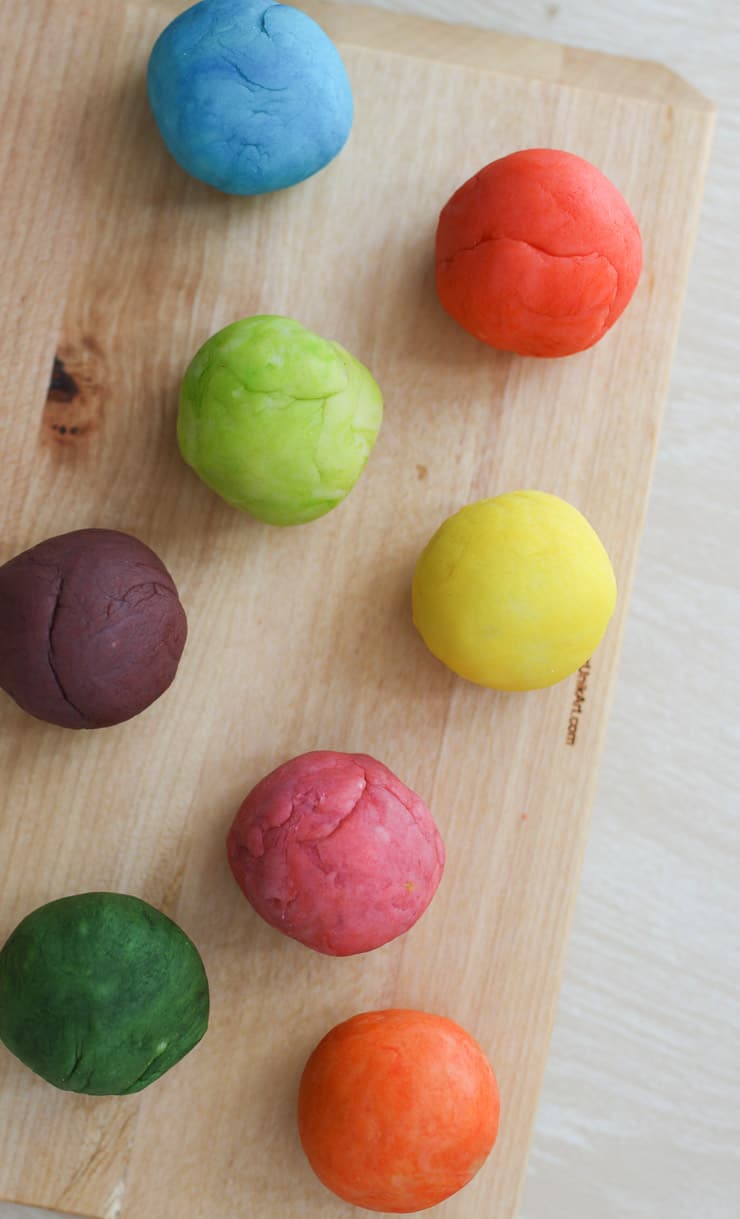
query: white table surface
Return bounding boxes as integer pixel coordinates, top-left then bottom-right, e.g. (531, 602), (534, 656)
(3, 2), (738, 1218)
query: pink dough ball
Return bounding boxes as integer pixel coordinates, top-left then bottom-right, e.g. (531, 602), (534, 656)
(226, 751), (445, 956)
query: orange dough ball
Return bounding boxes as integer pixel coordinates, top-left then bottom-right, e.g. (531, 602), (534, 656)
(298, 1009), (500, 1213)
(435, 148), (642, 357)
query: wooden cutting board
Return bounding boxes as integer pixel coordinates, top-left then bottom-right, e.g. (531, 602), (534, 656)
(0, 2), (713, 1217)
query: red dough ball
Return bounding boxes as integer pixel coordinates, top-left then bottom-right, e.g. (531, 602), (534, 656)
(435, 148), (642, 357)
(226, 751), (445, 956)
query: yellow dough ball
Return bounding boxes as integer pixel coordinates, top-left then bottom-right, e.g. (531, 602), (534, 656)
(412, 491), (616, 691)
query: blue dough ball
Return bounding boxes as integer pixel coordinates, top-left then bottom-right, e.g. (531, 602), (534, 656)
(147, 0), (354, 195)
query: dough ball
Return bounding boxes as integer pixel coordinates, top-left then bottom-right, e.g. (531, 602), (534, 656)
(227, 751), (445, 955)
(298, 1009), (500, 1212)
(147, 0), (353, 195)
(0, 893), (209, 1095)
(412, 491), (617, 691)
(0, 528), (187, 728)
(177, 315), (383, 525)
(436, 148), (642, 357)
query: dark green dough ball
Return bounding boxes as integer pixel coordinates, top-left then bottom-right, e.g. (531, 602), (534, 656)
(0, 892), (209, 1095)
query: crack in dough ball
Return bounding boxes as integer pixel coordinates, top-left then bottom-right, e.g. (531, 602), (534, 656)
(436, 149), (642, 357)
(227, 751), (445, 955)
(147, 0), (354, 194)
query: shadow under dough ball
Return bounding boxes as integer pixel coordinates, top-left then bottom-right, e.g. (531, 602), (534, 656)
(0, 528), (187, 728)
(147, 0), (354, 195)
(0, 893), (209, 1095)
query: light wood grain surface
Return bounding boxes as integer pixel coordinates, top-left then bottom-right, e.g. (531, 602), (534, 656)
(0, 3), (735, 1219)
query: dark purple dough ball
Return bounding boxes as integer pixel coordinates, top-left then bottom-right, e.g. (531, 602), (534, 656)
(0, 529), (187, 729)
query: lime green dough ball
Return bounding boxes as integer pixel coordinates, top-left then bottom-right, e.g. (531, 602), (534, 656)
(412, 491), (617, 691)
(0, 893), (209, 1095)
(177, 316), (383, 525)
